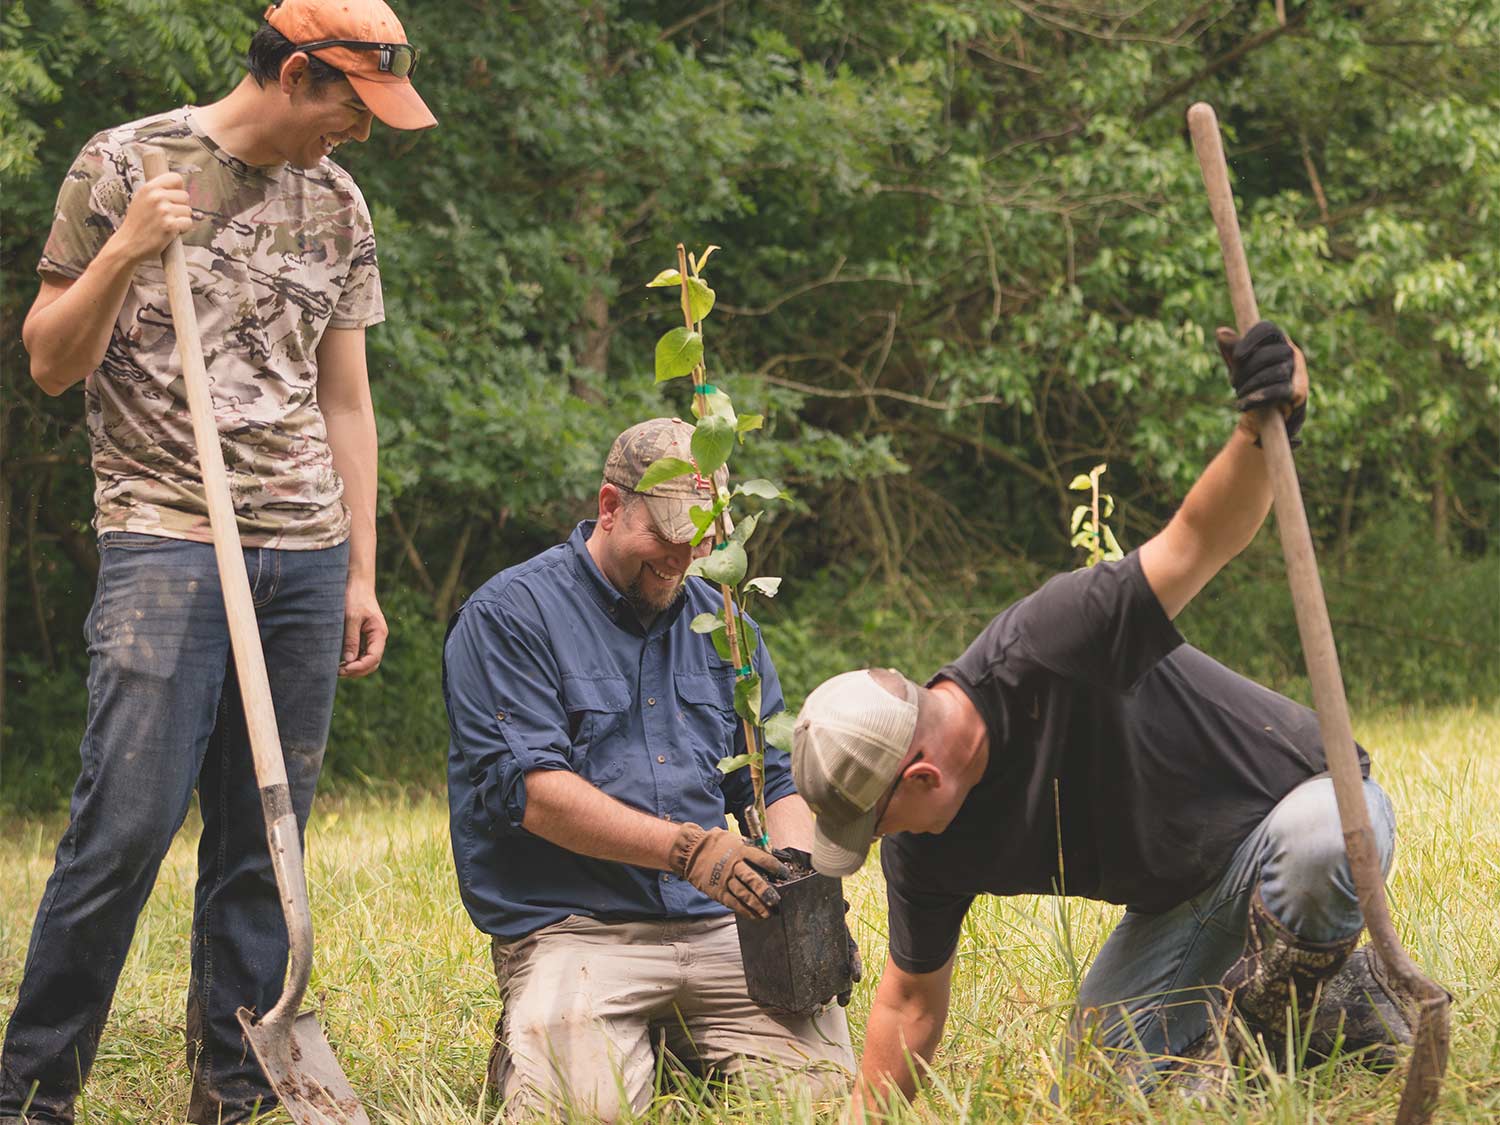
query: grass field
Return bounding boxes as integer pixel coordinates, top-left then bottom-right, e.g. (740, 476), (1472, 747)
(2, 705), (1496, 1123)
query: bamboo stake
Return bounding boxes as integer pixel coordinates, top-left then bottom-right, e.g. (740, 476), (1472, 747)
(674, 243), (769, 845)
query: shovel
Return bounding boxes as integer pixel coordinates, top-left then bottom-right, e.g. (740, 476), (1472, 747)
(141, 147), (370, 1125)
(1185, 104), (1451, 1125)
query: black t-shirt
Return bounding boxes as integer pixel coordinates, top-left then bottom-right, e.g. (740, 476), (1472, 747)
(882, 550), (1370, 974)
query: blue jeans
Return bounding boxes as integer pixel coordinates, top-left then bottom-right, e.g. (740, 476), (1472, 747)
(0, 533), (348, 1124)
(1064, 775), (1397, 1085)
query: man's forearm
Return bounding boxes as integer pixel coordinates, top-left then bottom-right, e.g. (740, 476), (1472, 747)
(324, 399), (378, 584)
(856, 993), (945, 1111)
(1139, 425), (1272, 620)
(853, 955), (953, 1114)
(521, 768), (682, 870)
(766, 792), (815, 852)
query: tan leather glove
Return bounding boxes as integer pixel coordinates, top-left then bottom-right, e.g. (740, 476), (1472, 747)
(668, 824), (790, 919)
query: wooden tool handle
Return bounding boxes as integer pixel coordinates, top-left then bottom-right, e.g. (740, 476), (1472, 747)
(140, 148), (289, 797)
(1186, 103), (1448, 1125)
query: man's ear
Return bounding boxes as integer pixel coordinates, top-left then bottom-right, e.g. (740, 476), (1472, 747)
(903, 760), (942, 792)
(279, 52), (311, 96)
(597, 483), (624, 531)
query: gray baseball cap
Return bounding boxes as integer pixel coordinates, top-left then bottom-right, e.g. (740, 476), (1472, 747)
(792, 669), (919, 876)
(603, 418), (718, 543)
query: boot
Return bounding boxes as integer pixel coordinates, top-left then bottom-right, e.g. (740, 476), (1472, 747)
(1220, 888), (1359, 1055)
(1305, 945), (1416, 1069)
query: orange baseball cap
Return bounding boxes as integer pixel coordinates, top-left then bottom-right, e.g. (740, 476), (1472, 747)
(265, 0), (437, 131)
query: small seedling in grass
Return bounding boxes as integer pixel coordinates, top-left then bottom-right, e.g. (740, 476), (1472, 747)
(1069, 463), (1124, 567)
(641, 244), (789, 846)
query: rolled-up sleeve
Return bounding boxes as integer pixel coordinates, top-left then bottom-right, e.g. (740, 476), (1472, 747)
(443, 593), (575, 833)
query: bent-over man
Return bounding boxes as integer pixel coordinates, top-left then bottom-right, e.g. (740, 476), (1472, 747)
(791, 323), (1414, 1113)
(1, 2), (434, 1121)
(445, 418), (854, 1122)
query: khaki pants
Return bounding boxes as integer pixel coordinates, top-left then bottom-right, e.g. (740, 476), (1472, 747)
(490, 914), (854, 1121)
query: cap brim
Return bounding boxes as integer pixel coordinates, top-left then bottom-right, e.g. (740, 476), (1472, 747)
(640, 495), (700, 544)
(347, 73), (438, 131)
(810, 804), (879, 877)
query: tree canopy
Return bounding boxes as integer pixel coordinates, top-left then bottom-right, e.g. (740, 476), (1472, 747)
(3, 1), (1495, 808)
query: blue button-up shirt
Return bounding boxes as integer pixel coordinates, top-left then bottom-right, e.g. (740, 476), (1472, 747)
(444, 521), (798, 941)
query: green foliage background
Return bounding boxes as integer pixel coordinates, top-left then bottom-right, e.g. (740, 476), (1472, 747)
(2, 0), (1496, 811)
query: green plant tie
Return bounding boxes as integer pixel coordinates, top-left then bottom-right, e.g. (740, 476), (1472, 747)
(737, 665), (753, 677)
(756, 834), (770, 848)
(713, 541), (728, 550)
(697, 383), (717, 394)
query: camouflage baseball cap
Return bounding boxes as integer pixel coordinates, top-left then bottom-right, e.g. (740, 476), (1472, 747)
(604, 418), (719, 544)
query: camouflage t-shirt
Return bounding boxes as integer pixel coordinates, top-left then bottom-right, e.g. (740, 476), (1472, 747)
(38, 107), (385, 548)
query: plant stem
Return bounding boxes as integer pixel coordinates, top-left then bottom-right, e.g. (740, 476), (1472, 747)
(675, 243), (769, 845)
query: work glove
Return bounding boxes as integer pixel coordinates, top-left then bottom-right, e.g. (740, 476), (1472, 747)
(773, 846), (864, 1008)
(670, 824), (788, 919)
(1217, 320), (1305, 448)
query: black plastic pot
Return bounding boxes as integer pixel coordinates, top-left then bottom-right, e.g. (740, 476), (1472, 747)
(735, 869), (853, 1015)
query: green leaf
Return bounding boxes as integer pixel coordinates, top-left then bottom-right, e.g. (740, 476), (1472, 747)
(687, 276), (716, 321)
(762, 711), (795, 749)
(1071, 530), (1093, 548)
(646, 268), (682, 289)
(687, 540), (747, 586)
(734, 672), (763, 725)
(690, 611), (724, 634)
(735, 414), (764, 439)
(744, 576), (782, 598)
(710, 629), (734, 663)
(1102, 495), (1115, 518)
(700, 389), (737, 424)
(1102, 525), (1123, 559)
(688, 498), (724, 547)
(716, 753), (752, 775)
(1071, 505), (1089, 533)
(635, 456), (694, 493)
(691, 415), (736, 477)
(729, 511), (760, 546)
(735, 479), (785, 501)
(1068, 474), (1093, 491)
(655, 328), (703, 382)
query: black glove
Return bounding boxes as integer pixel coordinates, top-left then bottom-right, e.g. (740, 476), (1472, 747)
(837, 897), (863, 1008)
(1217, 320), (1305, 447)
(773, 847), (863, 1007)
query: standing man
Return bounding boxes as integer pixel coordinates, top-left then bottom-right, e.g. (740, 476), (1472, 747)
(445, 418), (854, 1122)
(792, 324), (1414, 1112)
(1, 2), (434, 1122)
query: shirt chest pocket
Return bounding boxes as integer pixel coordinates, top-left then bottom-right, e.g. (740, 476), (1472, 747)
(560, 673), (632, 785)
(675, 668), (740, 785)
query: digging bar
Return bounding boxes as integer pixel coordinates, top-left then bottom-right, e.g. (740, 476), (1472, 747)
(141, 148), (370, 1125)
(1185, 104), (1450, 1124)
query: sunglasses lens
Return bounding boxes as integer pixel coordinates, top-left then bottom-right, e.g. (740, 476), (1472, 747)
(389, 45), (416, 78)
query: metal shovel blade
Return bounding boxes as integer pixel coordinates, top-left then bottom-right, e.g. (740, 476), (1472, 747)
(238, 1007), (371, 1125)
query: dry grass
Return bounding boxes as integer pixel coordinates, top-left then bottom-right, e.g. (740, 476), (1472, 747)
(2, 704), (1496, 1122)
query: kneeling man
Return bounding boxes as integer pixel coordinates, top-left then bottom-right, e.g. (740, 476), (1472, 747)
(792, 324), (1413, 1111)
(445, 418), (853, 1121)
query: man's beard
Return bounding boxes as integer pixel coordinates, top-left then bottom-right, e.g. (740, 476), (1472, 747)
(623, 571), (687, 620)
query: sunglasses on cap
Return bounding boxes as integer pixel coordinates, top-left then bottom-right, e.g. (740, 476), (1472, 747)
(297, 38), (419, 79)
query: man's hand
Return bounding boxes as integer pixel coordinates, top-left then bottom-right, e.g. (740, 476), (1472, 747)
(1217, 320), (1308, 446)
(670, 824), (789, 919)
(115, 171), (192, 264)
(338, 578), (387, 677)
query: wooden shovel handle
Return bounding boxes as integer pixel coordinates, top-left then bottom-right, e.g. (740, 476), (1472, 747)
(140, 148), (290, 798)
(1186, 103), (1448, 1125)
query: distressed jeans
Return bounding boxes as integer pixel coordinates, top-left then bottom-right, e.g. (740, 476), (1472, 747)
(1063, 774), (1397, 1086)
(0, 532), (348, 1124)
